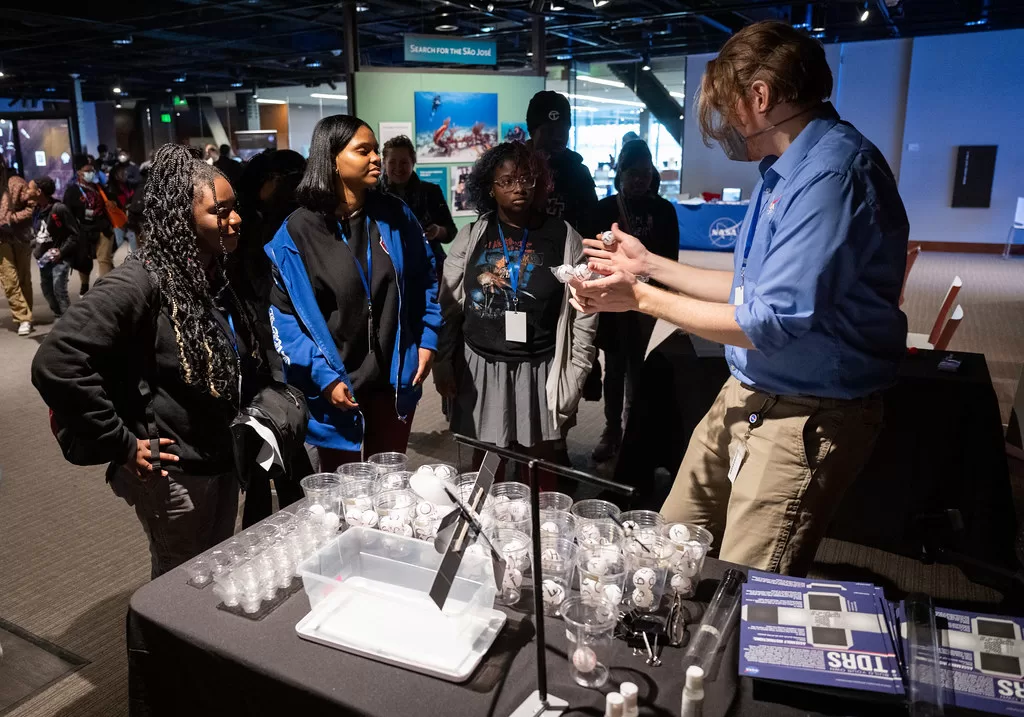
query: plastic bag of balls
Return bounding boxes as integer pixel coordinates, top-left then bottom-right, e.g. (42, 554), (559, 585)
(550, 263), (598, 284)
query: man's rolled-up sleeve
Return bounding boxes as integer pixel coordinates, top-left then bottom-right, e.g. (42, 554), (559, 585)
(736, 170), (879, 356)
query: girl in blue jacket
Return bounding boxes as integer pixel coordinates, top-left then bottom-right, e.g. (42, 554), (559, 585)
(265, 115), (441, 471)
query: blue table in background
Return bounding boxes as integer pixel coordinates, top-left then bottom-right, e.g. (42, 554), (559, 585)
(674, 201), (749, 252)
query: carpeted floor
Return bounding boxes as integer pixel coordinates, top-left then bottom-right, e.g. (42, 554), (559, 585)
(0, 248), (1021, 716)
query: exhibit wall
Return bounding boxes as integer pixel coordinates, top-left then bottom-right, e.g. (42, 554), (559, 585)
(355, 70), (545, 229)
(898, 28), (1024, 245)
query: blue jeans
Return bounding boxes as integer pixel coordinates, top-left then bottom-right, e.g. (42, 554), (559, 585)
(114, 226), (137, 253)
(39, 260), (71, 318)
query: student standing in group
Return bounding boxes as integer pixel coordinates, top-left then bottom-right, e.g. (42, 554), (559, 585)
(28, 177), (82, 321)
(591, 139), (680, 462)
(214, 144), (243, 186)
(0, 156), (35, 335)
(433, 142), (597, 471)
(526, 90), (599, 238)
(33, 144), (274, 578)
(381, 135), (458, 276)
(572, 21), (907, 575)
(63, 160), (112, 293)
(265, 115), (441, 473)
(107, 158), (141, 255)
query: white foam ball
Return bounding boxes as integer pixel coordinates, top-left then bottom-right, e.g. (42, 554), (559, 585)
(671, 573), (693, 594)
(602, 583), (623, 605)
(540, 521), (560, 535)
(668, 523), (691, 543)
(572, 646), (598, 673)
(541, 579), (565, 607)
(631, 587), (655, 608)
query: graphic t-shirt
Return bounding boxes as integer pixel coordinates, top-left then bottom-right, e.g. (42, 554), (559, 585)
(462, 216), (567, 362)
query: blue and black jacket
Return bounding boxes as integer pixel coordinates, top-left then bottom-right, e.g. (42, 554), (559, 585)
(264, 192), (441, 452)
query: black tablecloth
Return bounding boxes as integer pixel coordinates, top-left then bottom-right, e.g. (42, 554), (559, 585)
(127, 554), (899, 717)
(620, 333), (1019, 571)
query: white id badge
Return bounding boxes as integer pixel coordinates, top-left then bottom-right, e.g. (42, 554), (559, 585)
(505, 311), (527, 343)
(733, 286), (744, 305)
(727, 438), (747, 484)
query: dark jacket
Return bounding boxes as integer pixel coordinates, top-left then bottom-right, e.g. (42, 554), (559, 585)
(265, 192), (442, 452)
(31, 201), (86, 269)
(63, 181), (112, 237)
(387, 172), (458, 263)
(31, 260), (274, 476)
(214, 156), (243, 186)
(545, 149), (600, 239)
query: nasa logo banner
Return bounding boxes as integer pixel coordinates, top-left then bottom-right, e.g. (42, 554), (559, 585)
(709, 217), (740, 249)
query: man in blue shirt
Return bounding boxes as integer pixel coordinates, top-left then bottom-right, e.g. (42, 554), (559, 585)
(572, 21), (908, 575)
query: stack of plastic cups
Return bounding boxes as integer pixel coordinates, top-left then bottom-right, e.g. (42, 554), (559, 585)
(577, 544), (628, 607)
(185, 556), (213, 587)
(493, 528), (531, 606)
(490, 481), (532, 535)
(233, 562), (263, 614)
(562, 596), (618, 688)
(367, 451), (408, 476)
(624, 535), (673, 613)
(539, 536), (578, 616)
(340, 479), (379, 528)
(662, 522), (713, 598)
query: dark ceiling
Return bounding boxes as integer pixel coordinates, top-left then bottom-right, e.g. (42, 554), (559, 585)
(0, 0), (1019, 102)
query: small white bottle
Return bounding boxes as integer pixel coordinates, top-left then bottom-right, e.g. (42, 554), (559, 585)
(680, 665), (705, 717)
(604, 691), (625, 717)
(619, 681), (639, 717)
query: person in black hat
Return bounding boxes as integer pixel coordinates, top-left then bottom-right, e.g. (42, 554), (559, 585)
(526, 90), (599, 239)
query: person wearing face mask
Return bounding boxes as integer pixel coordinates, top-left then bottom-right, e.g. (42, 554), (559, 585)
(381, 135), (457, 276)
(32, 144), (276, 577)
(571, 21), (908, 575)
(266, 115), (441, 473)
(63, 160), (113, 293)
(590, 139), (679, 463)
(433, 142), (597, 477)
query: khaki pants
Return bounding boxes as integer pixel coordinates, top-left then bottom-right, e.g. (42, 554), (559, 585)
(0, 241), (34, 324)
(661, 376), (883, 575)
(96, 232), (115, 277)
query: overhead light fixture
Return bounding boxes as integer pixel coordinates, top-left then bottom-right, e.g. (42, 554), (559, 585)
(306, 60), (322, 68)
(481, 25), (495, 32)
(112, 36), (133, 45)
(436, 24), (458, 31)
(551, 3), (565, 9)
(356, 3), (369, 10)
(230, 81), (244, 88)
(577, 75), (625, 88)
(860, 3), (870, 22)
(310, 93), (348, 100)
(641, 57), (651, 71)
(527, 51), (534, 57)
(487, 3), (494, 10)
(45, 87), (55, 92)
(669, 90), (685, 99)
(558, 92), (644, 108)
(965, 17), (988, 26)
(115, 102), (122, 109)
(174, 75), (186, 83)
(112, 85), (121, 94)
(0, 71), (6, 78)
(256, 98), (286, 105)
(593, 0), (610, 6)
(812, 25), (825, 32)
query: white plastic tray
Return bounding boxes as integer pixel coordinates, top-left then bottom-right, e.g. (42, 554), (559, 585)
(296, 577), (507, 682)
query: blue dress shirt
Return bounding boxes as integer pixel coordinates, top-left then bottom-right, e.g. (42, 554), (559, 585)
(726, 103), (909, 399)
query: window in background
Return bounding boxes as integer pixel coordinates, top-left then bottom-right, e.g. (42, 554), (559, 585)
(18, 118), (75, 197)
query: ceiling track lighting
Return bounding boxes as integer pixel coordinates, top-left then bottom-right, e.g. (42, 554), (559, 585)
(860, 3), (870, 22)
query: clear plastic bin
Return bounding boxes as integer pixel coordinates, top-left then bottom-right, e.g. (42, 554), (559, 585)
(297, 527), (499, 676)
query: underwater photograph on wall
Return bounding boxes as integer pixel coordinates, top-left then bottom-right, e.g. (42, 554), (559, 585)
(414, 91), (498, 163)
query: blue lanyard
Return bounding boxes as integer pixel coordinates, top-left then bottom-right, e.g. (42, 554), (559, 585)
(337, 217), (374, 307)
(740, 182), (770, 281)
(497, 222), (529, 307)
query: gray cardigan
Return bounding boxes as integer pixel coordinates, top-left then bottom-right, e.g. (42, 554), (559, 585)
(434, 213), (598, 430)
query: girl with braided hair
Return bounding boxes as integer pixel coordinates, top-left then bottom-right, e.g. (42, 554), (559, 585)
(32, 143), (275, 578)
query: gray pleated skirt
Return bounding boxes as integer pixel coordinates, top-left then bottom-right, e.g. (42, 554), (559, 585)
(450, 345), (560, 449)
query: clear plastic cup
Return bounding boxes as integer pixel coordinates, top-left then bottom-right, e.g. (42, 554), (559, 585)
(570, 499), (621, 531)
(493, 528), (531, 606)
(412, 513), (442, 541)
(539, 536), (578, 616)
(538, 491), (573, 512)
(373, 489), (417, 536)
(538, 508), (576, 541)
(620, 510), (665, 541)
(185, 556), (212, 586)
(490, 481), (531, 534)
(577, 545), (627, 606)
(339, 479), (378, 527)
(299, 473), (343, 514)
(576, 520), (625, 551)
(367, 452), (408, 475)
(455, 473), (494, 510)
(662, 522), (714, 598)
(336, 462), (379, 483)
(375, 470), (413, 494)
(562, 596), (618, 688)
(625, 535), (673, 613)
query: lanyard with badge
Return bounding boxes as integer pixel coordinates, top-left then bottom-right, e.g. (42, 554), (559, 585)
(337, 216), (376, 355)
(497, 222), (529, 343)
(734, 184), (768, 306)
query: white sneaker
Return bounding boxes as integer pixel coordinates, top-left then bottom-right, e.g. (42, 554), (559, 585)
(17, 321), (33, 336)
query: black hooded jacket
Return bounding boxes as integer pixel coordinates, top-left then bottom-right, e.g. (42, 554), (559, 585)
(544, 149), (600, 239)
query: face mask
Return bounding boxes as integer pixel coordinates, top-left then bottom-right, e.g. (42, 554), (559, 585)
(82, 172), (96, 183)
(718, 105), (821, 162)
(118, 154), (129, 163)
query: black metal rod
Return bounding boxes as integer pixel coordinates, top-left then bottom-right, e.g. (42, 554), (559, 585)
(451, 433), (636, 498)
(527, 459), (549, 704)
